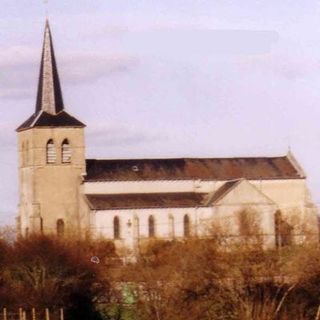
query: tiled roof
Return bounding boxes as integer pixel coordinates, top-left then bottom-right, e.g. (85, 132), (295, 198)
(85, 156), (304, 182)
(86, 193), (207, 210)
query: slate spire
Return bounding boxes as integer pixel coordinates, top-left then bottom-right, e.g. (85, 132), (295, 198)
(16, 20), (85, 131)
(35, 19), (64, 115)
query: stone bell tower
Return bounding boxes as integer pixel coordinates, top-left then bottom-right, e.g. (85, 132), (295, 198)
(16, 20), (87, 237)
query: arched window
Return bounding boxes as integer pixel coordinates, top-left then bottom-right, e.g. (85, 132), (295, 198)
(275, 211), (281, 248)
(183, 214), (190, 237)
(169, 215), (175, 239)
(40, 218), (44, 234)
(148, 215), (155, 238)
(275, 210), (293, 248)
(46, 139), (56, 163)
(57, 219), (65, 237)
(61, 139), (71, 163)
(113, 216), (120, 239)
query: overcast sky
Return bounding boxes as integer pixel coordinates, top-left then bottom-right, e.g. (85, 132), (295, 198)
(1, 1), (320, 224)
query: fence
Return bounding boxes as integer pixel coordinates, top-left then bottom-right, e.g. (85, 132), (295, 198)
(1, 308), (64, 320)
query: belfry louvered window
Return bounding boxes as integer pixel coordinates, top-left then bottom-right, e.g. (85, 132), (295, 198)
(62, 139), (71, 163)
(46, 139), (56, 163)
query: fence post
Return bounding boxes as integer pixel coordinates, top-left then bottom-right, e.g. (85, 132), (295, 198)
(45, 308), (50, 320)
(3, 308), (7, 320)
(32, 308), (36, 320)
(22, 311), (26, 320)
(59, 308), (64, 320)
(19, 308), (23, 320)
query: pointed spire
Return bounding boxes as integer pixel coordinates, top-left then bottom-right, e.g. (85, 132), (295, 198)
(16, 19), (85, 131)
(35, 19), (64, 115)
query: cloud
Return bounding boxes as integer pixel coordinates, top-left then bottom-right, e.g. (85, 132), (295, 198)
(121, 29), (279, 57)
(60, 52), (138, 84)
(86, 123), (165, 148)
(0, 28), (278, 101)
(80, 24), (129, 38)
(0, 46), (138, 100)
(238, 53), (320, 80)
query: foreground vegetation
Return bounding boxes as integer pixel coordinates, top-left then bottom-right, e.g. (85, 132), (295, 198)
(1, 234), (320, 320)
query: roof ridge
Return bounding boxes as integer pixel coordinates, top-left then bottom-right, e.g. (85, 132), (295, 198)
(30, 110), (43, 127)
(206, 179), (242, 205)
(86, 154), (289, 162)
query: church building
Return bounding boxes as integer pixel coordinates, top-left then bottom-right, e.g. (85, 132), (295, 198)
(16, 21), (318, 254)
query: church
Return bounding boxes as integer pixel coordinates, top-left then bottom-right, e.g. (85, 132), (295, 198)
(16, 21), (318, 255)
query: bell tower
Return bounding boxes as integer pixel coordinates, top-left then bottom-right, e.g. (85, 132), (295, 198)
(16, 20), (87, 237)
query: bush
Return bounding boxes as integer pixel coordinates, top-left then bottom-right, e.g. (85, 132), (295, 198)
(0, 235), (114, 320)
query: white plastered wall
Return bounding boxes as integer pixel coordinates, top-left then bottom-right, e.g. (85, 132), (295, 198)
(86, 178), (318, 251)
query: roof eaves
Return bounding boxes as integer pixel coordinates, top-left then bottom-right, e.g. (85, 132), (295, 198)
(93, 205), (207, 211)
(84, 176), (305, 183)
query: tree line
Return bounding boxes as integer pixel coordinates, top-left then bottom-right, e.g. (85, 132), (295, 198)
(0, 229), (320, 319)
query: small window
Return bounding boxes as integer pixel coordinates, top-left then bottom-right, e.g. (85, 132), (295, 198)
(148, 215), (155, 238)
(21, 142), (25, 166)
(46, 139), (56, 164)
(183, 214), (190, 237)
(62, 139), (71, 163)
(57, 219), (65, 237)
(113, 216), (120, 239)
(25, 141), (29, 165)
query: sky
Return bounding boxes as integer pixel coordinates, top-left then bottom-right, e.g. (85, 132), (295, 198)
(1, 0), (320, 224)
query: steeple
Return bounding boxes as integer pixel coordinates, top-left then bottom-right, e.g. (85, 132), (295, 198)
(35, 19), (64, 115)
(17, 20), (84, 131)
